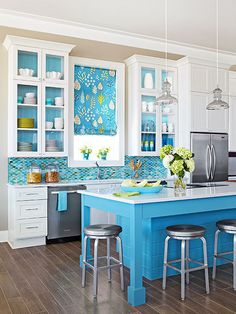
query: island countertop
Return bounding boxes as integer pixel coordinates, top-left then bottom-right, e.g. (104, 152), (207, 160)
(80, 182), (236, 204)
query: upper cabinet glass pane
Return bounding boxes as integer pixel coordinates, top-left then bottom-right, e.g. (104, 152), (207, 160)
(18, 50), (38, 78)
(141, 67), (156, 90)
(161, 70), (175, 92)
(46, 54), (64, 80)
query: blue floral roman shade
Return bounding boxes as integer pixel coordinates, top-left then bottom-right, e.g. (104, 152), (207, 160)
(74, 65), (117, 135)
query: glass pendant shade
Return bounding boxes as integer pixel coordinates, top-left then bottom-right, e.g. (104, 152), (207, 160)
(156, 79), (178, 105)
(206, 87), (229, 110)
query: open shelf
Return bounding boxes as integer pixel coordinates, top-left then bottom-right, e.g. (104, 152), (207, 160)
(141, 131), (156, 134)
(18, 104), (38, 108)
(45, 129), (64, 132)
(45, 105), (64, 109)
(17, 128), (38, 131)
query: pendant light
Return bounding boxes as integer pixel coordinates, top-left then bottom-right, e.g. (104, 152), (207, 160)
(156, 0), (177, 105)
(207, 0), (229, 110)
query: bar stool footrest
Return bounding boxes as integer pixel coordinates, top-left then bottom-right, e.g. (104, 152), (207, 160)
(84, 255), (122, 271)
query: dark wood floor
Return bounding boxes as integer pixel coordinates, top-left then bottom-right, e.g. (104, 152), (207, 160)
(0, 240), (235, 314)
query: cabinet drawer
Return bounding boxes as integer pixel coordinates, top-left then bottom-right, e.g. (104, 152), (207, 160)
(15, 218), (47, 239)
(15, 188), (47, 201)
(15, 200), (47, 219)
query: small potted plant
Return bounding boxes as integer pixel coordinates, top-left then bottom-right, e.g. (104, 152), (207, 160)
(97, 147), (110, 160)
(80, 146), (92, 160)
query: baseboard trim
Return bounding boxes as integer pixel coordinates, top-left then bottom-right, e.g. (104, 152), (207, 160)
(0, 230), (8, 242)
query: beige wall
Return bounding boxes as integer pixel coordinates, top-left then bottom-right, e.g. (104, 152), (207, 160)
(0, 45), (8, 230)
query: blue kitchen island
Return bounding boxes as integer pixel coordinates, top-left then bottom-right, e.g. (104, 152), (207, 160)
(80, 183), (236, 306)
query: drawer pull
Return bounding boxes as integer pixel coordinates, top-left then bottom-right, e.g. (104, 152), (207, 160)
(25, 208), (39, 211)
(25, 226), (39, 230)
(25, 193), (38, 196)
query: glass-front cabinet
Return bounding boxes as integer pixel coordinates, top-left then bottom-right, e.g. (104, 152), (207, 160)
(4, 35), (74, 157)
(126, 55), (178, 156)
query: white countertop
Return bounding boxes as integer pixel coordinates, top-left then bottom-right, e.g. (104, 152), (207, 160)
(80, 182), (236, 204)
(8, 179), (123, 188)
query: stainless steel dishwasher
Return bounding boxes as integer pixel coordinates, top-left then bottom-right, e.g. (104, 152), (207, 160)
(47, 185), (86, 241)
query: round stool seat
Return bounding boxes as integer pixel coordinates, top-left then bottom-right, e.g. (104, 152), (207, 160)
(166, 224), (205, 238)
(84, 224), (122, 237)
(217, 219), (236, 232)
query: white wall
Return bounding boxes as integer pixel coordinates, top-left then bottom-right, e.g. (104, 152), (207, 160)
(0, 46), (8, 231)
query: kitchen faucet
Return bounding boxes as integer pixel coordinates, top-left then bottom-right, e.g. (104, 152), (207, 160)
(95, 161), (101, 180)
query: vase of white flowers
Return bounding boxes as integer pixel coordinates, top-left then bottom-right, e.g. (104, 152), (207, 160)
(160, 145), (195, 195)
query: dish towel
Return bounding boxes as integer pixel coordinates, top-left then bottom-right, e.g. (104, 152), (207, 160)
(57, 191), (68, 212)
(113, 192), (140, 198)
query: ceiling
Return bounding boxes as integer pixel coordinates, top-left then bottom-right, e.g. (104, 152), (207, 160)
(0, 0), (235, 53)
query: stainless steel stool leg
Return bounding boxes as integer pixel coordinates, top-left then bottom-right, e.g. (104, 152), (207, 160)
(117, 236), (125, 291)
(181, 240), (186, 300)
(201, 237), (210, 294)
(234, 234), (236, 290)
(212, 229), (220, 280)
(186, 240), (190, 285)
(93, 238), (99, 297)
(107, 237), (111, 282)
(82, 235), (88, 288)
(162, 236), (170, 290)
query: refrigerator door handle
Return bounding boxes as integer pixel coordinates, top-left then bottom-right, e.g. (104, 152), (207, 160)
(206, 145), (211, 180)
(211, 144), (216, 180)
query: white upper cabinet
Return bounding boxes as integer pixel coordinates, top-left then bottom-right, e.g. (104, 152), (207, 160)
(191, 92), (229, 133)
(191, 92), (208, 131)
(3, 35), (74, 157)
(208, 68), (229, 94)
(125, 55), (178, 156)
(190, 63), (229, 94)
(229, 71), (236, 151)
(178, 57), (230, 148)
(191, 65), (208, 93)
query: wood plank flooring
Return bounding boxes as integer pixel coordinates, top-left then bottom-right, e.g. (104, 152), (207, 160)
(0, 240), (235, 313)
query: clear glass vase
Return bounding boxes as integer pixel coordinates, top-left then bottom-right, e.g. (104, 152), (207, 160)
(174, 176), (186, 196)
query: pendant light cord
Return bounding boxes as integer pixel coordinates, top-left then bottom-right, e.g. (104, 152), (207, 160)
(216, 0), (219, 87)
(165, 0), (168, 76)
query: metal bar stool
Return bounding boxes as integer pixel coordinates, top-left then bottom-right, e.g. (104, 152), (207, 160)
(162, 224), (210, 300)
(212, 219), (236, 290)
(82, 224), (124, 297)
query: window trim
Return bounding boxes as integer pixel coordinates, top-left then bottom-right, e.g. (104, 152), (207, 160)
(68, 56), (125, 168)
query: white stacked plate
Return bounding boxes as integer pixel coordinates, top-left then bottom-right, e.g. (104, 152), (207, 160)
(46, 147), (59, 152)
(23, 97), (36, 104)
(18, 142), (33, 151)
(46, 139), (59, 152)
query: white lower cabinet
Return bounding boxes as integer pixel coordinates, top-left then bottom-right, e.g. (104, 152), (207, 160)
(86, 183), (118, 225)
(15, 218), (47, 239)
(8, 186), (48, 249)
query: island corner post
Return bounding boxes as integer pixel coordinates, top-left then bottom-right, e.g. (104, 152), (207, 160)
(80, 191), (236, 306)
(80, 194), (146, 306)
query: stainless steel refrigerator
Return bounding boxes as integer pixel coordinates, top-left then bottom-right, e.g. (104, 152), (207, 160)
(190, 132), (228, 183)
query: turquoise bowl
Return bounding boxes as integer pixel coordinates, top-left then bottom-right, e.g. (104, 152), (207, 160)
(121, 186), (163, 194)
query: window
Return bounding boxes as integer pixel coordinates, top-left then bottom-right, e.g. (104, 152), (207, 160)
(69, 57), (125, 167)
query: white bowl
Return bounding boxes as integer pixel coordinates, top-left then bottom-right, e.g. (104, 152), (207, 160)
(23, 97), (36, 104)
(46, 71), (62, 80)
(19, 68), (34, 77)
(46, 121), (53, 129)
(25, 92), (35, 98)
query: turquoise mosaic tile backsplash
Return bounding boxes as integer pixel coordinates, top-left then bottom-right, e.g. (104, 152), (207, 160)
(8, 156), (167, 185)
